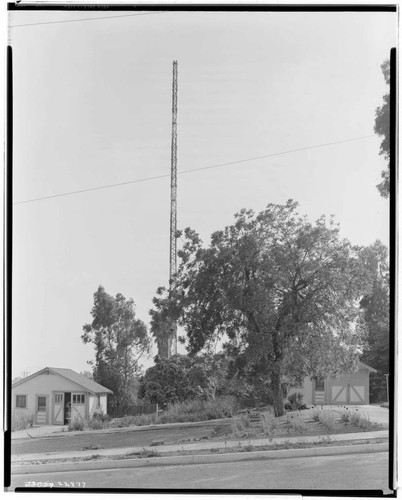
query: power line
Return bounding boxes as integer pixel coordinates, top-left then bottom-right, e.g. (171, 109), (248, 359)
(14, 135), (376, 205)
(9, 11), (166, 28)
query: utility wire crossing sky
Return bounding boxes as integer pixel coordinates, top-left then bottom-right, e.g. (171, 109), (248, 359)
(14, 135), (376, 205)
(10, 9), (394, 377)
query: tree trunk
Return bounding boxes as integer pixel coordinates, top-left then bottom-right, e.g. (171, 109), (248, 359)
(271, 368), (285, 417)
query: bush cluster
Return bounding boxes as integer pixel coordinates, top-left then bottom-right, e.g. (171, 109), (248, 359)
(317, 410), (336, 431)
(286, 413), (307, 433)
(285, 392), (307, 411)
(66, 396), (239, 432)
(11, 410), (35, 432)
(340, 408), (383, 431)
(68, 416), (86, 431)
(157, 396), (239, 424)
(260, 411), (278, 435)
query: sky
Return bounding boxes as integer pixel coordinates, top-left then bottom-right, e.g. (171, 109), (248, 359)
(9, 8), (396, 379)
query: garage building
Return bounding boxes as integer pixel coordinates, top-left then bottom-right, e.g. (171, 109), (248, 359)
(12, 367), (113, 425)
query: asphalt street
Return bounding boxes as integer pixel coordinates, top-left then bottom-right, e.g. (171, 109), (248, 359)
(11, 451), (391, 492)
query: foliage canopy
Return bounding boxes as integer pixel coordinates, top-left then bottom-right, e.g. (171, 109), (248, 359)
(82, 285), (151, 411)
(374, 60), (390, 198)
(151, 201), (371, 416)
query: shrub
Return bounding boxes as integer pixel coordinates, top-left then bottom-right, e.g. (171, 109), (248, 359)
(287, 392), (307, 411)
(11, 411), (35, 432)
(318, 410), (336, 431)
(311, 408), (321, 421)
(286, 413), (307, 433)
(230, 418), (247, 437)
(139, 448), (160, 458)
(92, 412), (111, 423)
(260, 411), (278, 435)
(157, 396), (238, 424)
(86, 418), (105, 430)
(343, 409), (383, 431)
(204, 396), (239, 419)
(68, 416), (86, 431)
(111, 414), (156, 427)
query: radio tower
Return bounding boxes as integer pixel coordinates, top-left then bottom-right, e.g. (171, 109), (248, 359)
(158, 61), (178, 359)
(168, 60), (178, 358)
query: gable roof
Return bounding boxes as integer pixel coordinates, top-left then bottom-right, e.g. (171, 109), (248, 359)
(12, 367), (113, 394)
(358, 361), (377, 373)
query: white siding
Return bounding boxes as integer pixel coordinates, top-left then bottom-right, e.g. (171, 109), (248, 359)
(100, 394), (108, 414)
(88, 393), (108, 418)
(12, 374), (89, 425)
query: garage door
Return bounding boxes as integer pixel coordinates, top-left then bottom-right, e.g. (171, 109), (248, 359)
(53, 393), (64, 425)
(330, 374), (349, 404)
(329, 373), (366, 404)
(348, 371), (366, 404)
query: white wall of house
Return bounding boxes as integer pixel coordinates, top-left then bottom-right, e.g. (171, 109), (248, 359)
(100, 394), (108, 414)
(12, 373), (87, 420)
(88, 393), (108, 417)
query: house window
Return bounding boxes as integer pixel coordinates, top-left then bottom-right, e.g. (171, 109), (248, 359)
(16, 395), (27, 408)
(72, 394), (85, 404)
(54, 394), (63, 404)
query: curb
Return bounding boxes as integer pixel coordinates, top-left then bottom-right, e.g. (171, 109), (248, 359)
(12, 442), (388, 475)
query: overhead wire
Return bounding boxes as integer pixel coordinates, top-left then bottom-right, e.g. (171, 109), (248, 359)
(9, 11), (166, 28)
(13, 135), (376, 205)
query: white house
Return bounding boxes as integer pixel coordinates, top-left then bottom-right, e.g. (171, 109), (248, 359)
(12, 367), (113, 425)
(287, 362), (377, 406)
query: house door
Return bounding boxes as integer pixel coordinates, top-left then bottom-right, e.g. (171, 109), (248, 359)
(36, 396), (48, 425)
(313, 377), (325, 404)
(53, 393), (64, 425)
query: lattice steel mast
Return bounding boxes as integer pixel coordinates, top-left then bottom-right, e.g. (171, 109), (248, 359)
(168, 60), (178, 357)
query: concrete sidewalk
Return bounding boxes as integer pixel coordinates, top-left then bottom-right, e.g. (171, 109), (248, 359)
(12, 429), (388, 465)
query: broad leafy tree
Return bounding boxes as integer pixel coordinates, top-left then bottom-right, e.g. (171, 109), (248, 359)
(139, 352), (229, 405)
(360, 241), (390, 401)
(153, 201), (371, 416)
(374, 60), (390, 198)
(82, 286), (151, 412)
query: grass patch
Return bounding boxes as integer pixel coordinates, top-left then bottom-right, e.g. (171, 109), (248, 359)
(260, 411), (278, 436)
(138, 448), (160, 458)
(81, 444), (103, 451)
(82, 454), (101, 461)
(286, 413), (307, 434)
(318, 410), (337, 431)
(340, 408), (383, 431)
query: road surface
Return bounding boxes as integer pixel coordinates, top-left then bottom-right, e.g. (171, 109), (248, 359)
(11, 451), (391, 492)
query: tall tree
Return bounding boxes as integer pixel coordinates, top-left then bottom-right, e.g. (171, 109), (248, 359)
(374, 60), (390, 198)
(153, 201), (371, 416)
(360, 241), (390, 401)
(82, 286), (151, 411)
